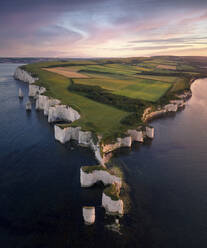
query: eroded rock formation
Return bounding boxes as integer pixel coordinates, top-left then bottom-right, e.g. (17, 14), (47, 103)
(18, 88), (23, 98)
(48, 105), (80, 123)
(82, 207), (95, 225)
(14, 67), (37, 84)
(26, 101), (32, 111)
(35, 95), (61, 116)
(29, 85), (46, 97)
(54, 125), (103, 164)
(102, 192), (123, 215)
(80, 167), (122, 188)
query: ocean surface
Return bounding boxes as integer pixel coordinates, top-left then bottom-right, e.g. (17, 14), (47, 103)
(0, 63), (207, 248)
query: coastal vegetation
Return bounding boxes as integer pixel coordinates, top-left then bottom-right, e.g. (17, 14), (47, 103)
(81, 165), (107, 174)
(104, 183), (120, 201)
(21, 56), (207, 140)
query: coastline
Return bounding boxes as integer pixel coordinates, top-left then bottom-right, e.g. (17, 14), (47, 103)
(13, 66), (202, 220)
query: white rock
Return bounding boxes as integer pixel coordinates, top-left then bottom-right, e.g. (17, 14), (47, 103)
(14, 68), (37, 84)
(115, 219), (119, 224)
(102, 142), (121, 154)
(26, 101), (32, 111)
(35, 95), (60, 116)
(102, 193), (123, 215)
(18, 88), (23, 98)
(127, 129), (144, 142)
(78, 130), (92, 146)
(90, 140), (104, 165)
(164, 103), (178, 112)
(102, 136), (132, 153)
(80, 168), (122, 188)
(119, 136), (132, 147)
(48, 105), (80, 123)
(29, 85), (46, 97)
(54, 125), (103, 165)
(54, 125), (81, 144)
(82, 207), (95, 225)
(146, 126), (154, 139)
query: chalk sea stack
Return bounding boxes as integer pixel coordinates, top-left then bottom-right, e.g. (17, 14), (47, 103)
(26, 101), (32, 111)
(18, 88), (23, 98)
(82, 206), (95, 225)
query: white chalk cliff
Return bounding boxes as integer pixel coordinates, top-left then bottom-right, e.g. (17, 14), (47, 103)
(14, 67), (38, 84)
(35, 95), (61, 116)
(14, 67), (81, 125)
(54, 125), (103, 164)
(127, 129), (144, 142)
(102, 126), (154, 154)
(102, 193), (123, 215)
(142, 94), (189, 122)
(48, 105), (80, 123)
(80, 168), (122, 188)
(29, 84), (46, 97)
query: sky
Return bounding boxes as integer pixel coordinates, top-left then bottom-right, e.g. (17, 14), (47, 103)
(1, 0), (207, 58)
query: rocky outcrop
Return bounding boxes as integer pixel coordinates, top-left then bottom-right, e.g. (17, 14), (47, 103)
(145, 126), (154, 139)
(102, 193), (123, 215)
(80, 167), (122, 188)
(14, 67), (37, 84)
(102, 136), (132, 153)
(164, 103), (178, 112)
(26, 101), (32, 111)
(82, 207), (95, 225)
(18, 88), (23, 98)
(102, 126), (154, 154)
(55, 125), (81, 144)
(54, 125), (103, 164)
(127, 129), (144, 142)
(48, 105), (80, 123)
(35, 95), (61, 116)
(142, 91), (192, 123)
(142, 107), (152, 122)
(143, 102), (186, 122)
(29, 84), (46, 97)
(143, 109), (166, 122)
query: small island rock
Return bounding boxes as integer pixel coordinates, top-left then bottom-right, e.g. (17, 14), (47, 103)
(82, 207), (95, 225)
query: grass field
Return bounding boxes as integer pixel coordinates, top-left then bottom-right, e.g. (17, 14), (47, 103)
(23, 62), (129, 138)
(22, 56), (206, 139)
(74, 77), (171, 102)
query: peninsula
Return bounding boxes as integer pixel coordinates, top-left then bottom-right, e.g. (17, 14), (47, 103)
(14, 56), (207, 220)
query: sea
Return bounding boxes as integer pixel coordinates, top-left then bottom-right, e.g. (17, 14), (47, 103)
(0, 63), (207, 248)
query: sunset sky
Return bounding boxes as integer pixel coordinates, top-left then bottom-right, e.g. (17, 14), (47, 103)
(1, 0), (207, 57)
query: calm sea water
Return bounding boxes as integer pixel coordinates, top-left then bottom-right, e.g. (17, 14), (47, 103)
(0, 63), (207, 248)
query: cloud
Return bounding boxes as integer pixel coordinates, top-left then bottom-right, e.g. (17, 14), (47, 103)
(0, 0), (207, 57)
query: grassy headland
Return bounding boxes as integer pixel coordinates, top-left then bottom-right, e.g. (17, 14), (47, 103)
(21, 56), (207, 141)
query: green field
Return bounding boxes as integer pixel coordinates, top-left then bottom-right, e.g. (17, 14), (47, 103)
(74, 77), (171, 102)
(23, 63), (129, 138)
(22, 56), (206, 139)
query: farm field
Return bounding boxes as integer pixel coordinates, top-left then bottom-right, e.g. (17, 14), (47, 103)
(21, 56), (206, 139)
(156, 64), (176, 70)
(43, 67), (89, 78)
(48, 63), (174, 102)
